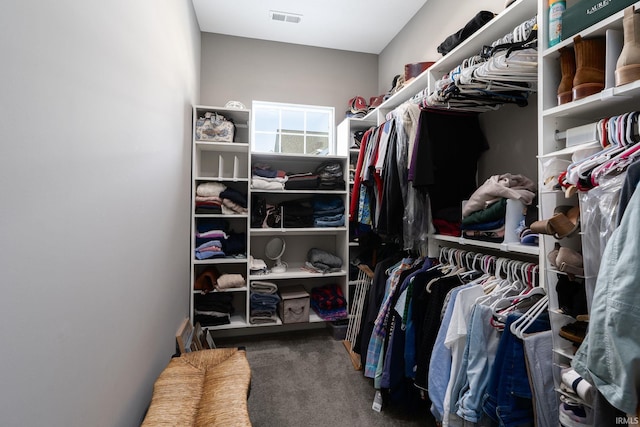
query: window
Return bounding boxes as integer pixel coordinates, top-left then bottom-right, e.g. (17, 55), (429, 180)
(252, 101), (335, 155)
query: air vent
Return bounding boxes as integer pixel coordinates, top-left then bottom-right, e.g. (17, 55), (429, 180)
(270, 10), (302, 24)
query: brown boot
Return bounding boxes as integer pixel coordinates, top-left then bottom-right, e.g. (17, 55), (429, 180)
(558, 47), (576, 105)
(616, 6), (640, 86)
(572, 35), (606, 100)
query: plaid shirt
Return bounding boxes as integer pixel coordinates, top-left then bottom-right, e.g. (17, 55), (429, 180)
(364, 258), (420, 378)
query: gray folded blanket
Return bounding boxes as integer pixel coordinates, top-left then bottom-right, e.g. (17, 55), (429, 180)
(307, 248), (343, 273)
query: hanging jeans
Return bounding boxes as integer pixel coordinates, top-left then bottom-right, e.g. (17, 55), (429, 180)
(482, 313), (550, 427)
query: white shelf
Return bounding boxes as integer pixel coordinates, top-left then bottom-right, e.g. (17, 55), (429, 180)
(194, 213), (248, 219)
(195, 176), (249, 183)
(250, 227), (347, 236)
(194, 257), (248, 265)
(195, 141), (250, 152)
(249, 267), (347, 281)
(193, 287), (247, 294)
(542, 80), (640, 119)
(430, 234), (539, 256)
(250, 188), (347, 194)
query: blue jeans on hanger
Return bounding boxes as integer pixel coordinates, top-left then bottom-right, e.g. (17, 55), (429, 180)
(482, 313), (550, 427)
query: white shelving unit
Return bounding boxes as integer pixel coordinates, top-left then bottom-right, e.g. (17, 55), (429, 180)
(190, 105), (252, 333)
(336, 117), (377, 293)
(191, 106), (351, 336)
(248, 152), (349, 322)
(538, 0), (640, 416)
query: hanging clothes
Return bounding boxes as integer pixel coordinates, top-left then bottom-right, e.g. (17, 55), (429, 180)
(409, 109), (489, 225)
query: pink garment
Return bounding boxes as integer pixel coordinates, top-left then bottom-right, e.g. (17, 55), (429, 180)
(462, 173), (536, 218)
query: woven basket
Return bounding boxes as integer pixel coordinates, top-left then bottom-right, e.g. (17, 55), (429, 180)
(142, 348), (252, 426)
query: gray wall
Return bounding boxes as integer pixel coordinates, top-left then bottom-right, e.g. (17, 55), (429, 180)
(200, 33), (379, 125)
(0, 1), (200, 426)
(379, 0), (538, 182)
(379, 0), (508, 93)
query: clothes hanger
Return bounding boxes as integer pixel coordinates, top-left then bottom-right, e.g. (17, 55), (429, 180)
(590, 111), (640, 184)
(491, 286), (546, 327)
(510, 294), (549, 339)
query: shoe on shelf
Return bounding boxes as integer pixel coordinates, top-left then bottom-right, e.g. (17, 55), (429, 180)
(572, 35), (606, 100)
(547, 242), (561, 268)
(560, 320), (588, 344)
(557, 246), (584, 276)
(530, 205), (580, 239)
(559, 395), (593, 427)
(616, 6), (640, 87)
(558, 47), (576, 105)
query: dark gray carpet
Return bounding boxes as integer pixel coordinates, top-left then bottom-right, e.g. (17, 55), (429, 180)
(216, 328), (436, 427)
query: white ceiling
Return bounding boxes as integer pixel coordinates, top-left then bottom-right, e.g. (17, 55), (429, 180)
(191, 0), (429, 54)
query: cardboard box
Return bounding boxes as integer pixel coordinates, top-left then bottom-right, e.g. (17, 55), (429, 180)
(561, 0), (635, 41)
(278, 285), (310, 324)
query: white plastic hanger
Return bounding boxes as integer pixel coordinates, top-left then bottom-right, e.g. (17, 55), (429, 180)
(510, 294), (549, 339)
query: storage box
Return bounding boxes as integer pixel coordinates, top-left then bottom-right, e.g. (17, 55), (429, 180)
(327, 319), (349, 340)
(278, 285), (309, 324)
(561, 0), (635, 41)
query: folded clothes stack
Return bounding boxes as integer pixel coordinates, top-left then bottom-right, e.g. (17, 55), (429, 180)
(459, 174), (537, 243)
(195, 239), (226, 260)
(284, 173), (320, 190)
(461, 198), (507, 242)
(310, 284), (348, 321)
(195, 182), (247, 215)
(249, 281), (280, 325)
(252, 163), (287, 190)
(315, 161), (344, 190)
(280, 198), (314, 228)
(194, 219), (246, 260)
(194, 292), (234, 326)
(312, 195), (345, 227)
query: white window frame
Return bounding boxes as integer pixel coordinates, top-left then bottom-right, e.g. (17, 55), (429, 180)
(251, 100), (335, 155)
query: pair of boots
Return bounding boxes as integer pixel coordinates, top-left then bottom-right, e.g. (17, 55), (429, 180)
(557, 6), (640, 105)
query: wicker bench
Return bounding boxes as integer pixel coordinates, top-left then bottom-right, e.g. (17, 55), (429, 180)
(142, 348), (252, 426)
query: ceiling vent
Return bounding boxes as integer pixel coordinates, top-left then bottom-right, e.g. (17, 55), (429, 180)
(270, 10), (302, 24)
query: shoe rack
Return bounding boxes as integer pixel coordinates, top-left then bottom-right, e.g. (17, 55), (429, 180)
(538, 0), (640, 420)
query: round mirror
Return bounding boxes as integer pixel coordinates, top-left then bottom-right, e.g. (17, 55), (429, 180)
(265, 237), (287, 273)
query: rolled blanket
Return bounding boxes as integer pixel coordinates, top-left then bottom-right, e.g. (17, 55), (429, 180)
(216, 274), (245, 290)
(250, 281), (278, 294)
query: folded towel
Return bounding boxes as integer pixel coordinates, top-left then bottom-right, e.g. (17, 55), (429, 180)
(250, 314), (278, 325)
(216, 274), (245, 290)
(250, 292), (280, 307)
(251, 281), (278, 294)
